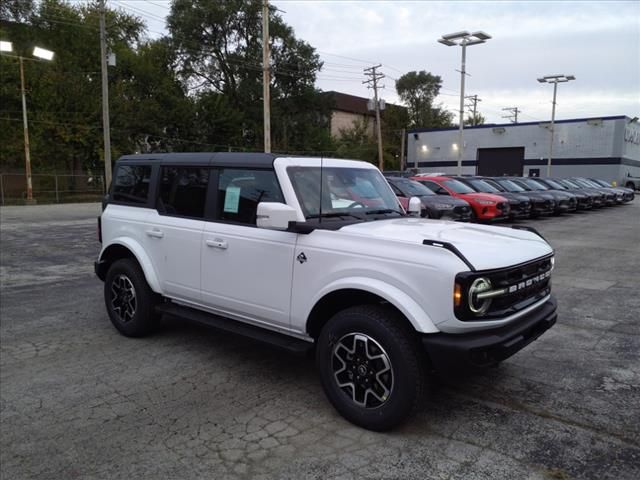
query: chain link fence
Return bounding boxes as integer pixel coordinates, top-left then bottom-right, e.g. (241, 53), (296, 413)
(0, 174), (105, 205)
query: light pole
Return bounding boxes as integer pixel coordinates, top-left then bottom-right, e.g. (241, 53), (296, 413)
(537, 74), (575, 177)
(0, 41), (55, 204)
(438, 31), (491, 175)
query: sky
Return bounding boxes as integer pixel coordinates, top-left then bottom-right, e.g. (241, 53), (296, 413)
(110, 0), (640, 124)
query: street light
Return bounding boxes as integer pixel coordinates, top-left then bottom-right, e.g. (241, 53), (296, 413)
(438, 31), (491, 175)
(538, 74), (575, 177)
(0, 42), (55, 203)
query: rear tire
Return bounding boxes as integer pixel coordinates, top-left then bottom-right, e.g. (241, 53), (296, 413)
(626, 182), (635, 190)
(104, 258), (159, 337)
(316, 305), (425, 431)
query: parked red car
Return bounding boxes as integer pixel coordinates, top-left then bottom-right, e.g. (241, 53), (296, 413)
(411, 176), (510, 221)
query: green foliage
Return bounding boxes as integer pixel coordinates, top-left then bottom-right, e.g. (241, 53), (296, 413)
(0, 0), (382, 176)
(395, 70), (454, 129)
(167, 0), (330, 152)
(464, 112), (486, 126)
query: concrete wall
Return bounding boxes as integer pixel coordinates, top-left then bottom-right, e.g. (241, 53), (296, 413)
(406, 116), (640, 182)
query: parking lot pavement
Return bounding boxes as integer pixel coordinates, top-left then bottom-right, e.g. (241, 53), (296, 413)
(1, 201), (639, 480)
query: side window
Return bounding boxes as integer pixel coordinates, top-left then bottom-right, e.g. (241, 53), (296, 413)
(389, 183), (404, 196)
(112, 165), (152, 205)
(158, 166), (209, 218)
(217, 169), (284, 225)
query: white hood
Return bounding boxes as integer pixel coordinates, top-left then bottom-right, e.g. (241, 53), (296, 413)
(339, 218), (553, 271)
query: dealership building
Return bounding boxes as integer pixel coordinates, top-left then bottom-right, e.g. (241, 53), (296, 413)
(406, 115), (640, 185)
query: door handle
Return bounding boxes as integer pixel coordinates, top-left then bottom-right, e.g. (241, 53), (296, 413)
(205, 239), (228, 249)
(145, 229), (164, 238)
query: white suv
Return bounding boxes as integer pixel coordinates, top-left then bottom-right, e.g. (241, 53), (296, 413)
(95, 153), (557, 430)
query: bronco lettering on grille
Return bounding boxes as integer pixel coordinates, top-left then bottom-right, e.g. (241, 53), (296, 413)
(507, 270), (551, 293)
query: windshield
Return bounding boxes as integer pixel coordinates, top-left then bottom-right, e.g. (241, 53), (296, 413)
(544, 179), (566, 190)
(468, 179), (500, 193)
(561, 179), (581, 188)
(580, 179), (600, 188)
(484, 179), (506, 192)
(591, 179), (609, 187)
(573, 179), (593, 188)
(496, 179), (526, 192)
(443, 179), (475, 194)
(287, 166), (402, 219)
(394, 179), (436, 196)
(523, 179), (548, 191)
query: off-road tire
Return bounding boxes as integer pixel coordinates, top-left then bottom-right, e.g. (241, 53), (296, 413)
(104, 258), (159, 337)
(316, 305), (426, 431)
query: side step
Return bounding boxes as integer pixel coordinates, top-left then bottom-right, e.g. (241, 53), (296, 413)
(155, 302), (313, 355)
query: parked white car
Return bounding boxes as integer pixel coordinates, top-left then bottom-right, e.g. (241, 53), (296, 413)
(95, 153), (557, 430)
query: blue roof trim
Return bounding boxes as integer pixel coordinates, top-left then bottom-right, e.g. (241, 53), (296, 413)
(407, 115), (628, 134)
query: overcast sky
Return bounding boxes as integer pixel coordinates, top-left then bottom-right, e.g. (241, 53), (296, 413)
(118, 0), (639, 124)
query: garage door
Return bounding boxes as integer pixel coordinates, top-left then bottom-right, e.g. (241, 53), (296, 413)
(476, 147), (525, 176)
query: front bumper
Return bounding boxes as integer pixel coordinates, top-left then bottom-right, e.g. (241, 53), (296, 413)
(422, 296), (557, 376)
(439, 207), (472, 222)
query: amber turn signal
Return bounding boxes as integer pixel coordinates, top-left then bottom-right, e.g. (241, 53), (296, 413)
(454, 283), (462, 307)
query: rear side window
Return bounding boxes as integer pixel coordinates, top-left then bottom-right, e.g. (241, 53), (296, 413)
(112, 165), (152, 204)
(217, 169), (284, 225)
(158, 166), (209, 218)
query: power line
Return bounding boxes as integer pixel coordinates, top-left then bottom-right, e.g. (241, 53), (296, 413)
(465, 94), (481, 124)
(363, 64), (385, 170)
(501, 106), (521, 124)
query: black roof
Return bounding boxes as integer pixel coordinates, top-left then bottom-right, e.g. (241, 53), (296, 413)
(117, 152), (278, 168)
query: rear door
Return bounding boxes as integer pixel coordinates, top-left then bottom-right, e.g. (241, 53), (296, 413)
(200, 167), (297, 330)
(143, 165), (209, 302)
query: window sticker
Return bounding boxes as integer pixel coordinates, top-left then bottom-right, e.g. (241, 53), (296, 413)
(223, 186), (241, 213)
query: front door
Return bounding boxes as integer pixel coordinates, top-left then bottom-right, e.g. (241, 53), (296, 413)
(201, 168), (296, 330)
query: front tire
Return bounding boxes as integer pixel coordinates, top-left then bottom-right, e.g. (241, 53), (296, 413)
(104, 258), (159, 337)
(316, 305), (425, 431)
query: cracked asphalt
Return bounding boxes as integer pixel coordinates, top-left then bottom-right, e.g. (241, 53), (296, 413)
(1, 200), (639, 479)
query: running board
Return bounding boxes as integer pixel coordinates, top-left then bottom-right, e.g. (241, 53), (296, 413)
(155, 303), (313, 355)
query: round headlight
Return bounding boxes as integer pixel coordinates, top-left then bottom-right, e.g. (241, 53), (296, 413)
(468, 277), (492, 315)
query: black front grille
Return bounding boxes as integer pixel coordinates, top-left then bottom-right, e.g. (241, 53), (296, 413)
(453, 205), (470, 215)
(455, 255), (553, 321)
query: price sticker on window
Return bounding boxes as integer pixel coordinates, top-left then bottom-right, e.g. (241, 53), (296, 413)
(223, 186), (241, 213)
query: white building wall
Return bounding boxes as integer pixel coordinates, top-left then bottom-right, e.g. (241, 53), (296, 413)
(406, 116), (640, 183)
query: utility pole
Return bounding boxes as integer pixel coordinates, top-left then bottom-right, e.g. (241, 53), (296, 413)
(465, 94), (481, 125)
(400, 128), (406, 171)
(363, 64), (385, 170)
(501, 107), (520, 124)
(262, 0), (271, 153)
(19, 57), (34, 203)
(538, 74), (575, 177)
(99, 0), (112, 189)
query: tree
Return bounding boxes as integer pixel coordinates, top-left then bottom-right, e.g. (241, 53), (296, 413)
(465, 112), (486, 126)
(167, 0), (329, 152)
(395, 71), (453, 129)
(0, 0), (193, 176)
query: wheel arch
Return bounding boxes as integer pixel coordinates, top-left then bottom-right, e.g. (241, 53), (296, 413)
(306, 279), (439, 339)
(97, 239), (162, 294)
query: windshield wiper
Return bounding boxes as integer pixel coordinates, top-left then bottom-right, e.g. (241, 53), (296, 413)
(364, 208), (404, 216)
(306, 212), (365, 220)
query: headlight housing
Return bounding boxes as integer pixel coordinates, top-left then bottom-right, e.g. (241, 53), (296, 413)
(468, 277), (493, 314)
(433, 203), (454, 209)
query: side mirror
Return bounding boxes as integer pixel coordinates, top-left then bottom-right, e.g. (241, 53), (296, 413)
(408, 197), (422, 217)
(256, 202), (298, 230)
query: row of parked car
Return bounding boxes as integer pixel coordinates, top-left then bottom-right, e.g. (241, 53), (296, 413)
(384, 174), (635, 222)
